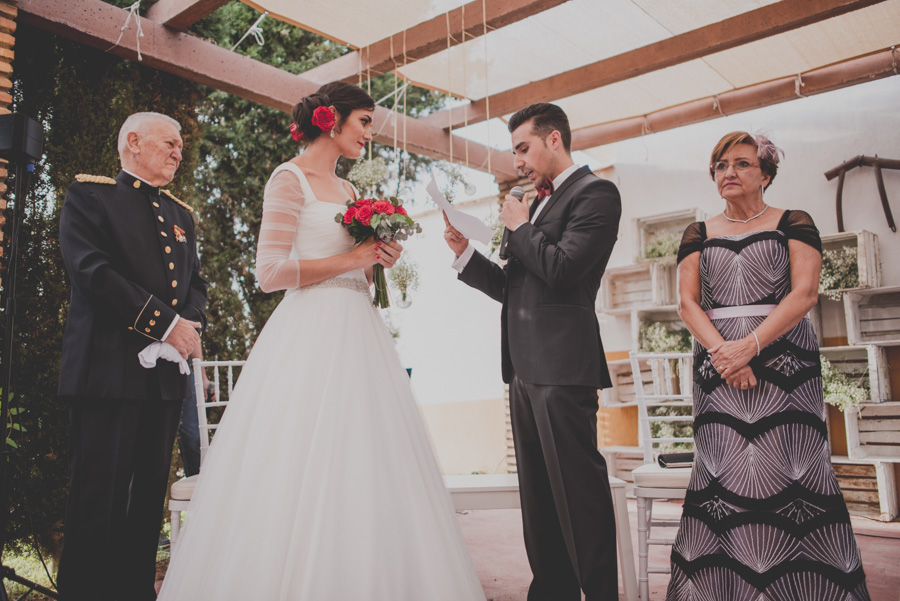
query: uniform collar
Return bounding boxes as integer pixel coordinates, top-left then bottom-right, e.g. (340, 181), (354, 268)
(117, 170), (160, 195)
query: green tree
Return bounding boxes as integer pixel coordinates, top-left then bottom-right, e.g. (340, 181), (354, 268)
(3, 0), (449, 559)
(4, 13), (201, 558)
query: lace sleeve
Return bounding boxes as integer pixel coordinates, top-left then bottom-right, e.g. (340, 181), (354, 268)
(255, 169), (305, 293)
(676, 221), (706, 264)
(781, 209), (822, 253)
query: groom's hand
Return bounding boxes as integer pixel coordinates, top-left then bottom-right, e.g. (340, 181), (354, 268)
(442, 212), (469, 258)
(500, 192), (529, 231)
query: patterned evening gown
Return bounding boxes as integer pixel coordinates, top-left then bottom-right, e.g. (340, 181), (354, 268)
(667, 210), (870, 601)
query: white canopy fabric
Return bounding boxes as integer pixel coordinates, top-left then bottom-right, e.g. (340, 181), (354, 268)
(244, 0), (900, 150)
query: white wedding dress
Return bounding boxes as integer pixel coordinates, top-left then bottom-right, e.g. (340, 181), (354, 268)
(158, 163), (486, 600)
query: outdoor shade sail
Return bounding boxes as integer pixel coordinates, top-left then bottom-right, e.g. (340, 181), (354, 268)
(243, 0), (900, 157)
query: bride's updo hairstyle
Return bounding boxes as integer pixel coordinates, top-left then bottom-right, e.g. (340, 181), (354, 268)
(291, 81), (376, 143)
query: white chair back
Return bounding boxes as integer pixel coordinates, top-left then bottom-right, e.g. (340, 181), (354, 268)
(191, 358), (247, 464)
(629, 351), (695, 464)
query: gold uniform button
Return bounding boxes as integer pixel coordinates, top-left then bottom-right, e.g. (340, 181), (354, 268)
(171, 280), (178, 288)
(154, 310), (161, 317)
(133, 180), (141, 189)
(168, 262), (175, 270)
(171, 299), (178, 306)
(153, 202), (160, 208)
(165, 246), (172, 254)
(144, 327), (151, 333)
(149, 320), (156, 326)
(158, 216), (164, 223)
(128, 327), (133, 331)
(161, 231), (168, 237)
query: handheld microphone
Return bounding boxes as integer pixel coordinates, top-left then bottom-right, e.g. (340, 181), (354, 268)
(498, 186), (525, 260)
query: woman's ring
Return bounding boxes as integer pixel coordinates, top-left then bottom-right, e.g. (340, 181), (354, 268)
(741, 380), (749, 388)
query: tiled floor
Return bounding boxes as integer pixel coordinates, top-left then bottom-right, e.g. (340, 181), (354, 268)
(155, 499), (900, 600)
(456, 499), (900, 601)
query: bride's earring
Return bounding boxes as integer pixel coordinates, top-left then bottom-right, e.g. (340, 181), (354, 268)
(330, 129), (335, 139)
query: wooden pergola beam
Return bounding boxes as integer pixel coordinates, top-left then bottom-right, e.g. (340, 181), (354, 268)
(422, 0), (890, 130)
(570, 48), (899, 151)
(145, 0), (230, 31)
(301, 0), (569, 84)
(17, 0), (518, 180)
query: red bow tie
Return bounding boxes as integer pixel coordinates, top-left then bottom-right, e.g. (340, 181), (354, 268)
(536, 181), (554, 201)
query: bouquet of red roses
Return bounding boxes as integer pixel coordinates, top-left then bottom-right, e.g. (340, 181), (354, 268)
(335, 197), (422, 308)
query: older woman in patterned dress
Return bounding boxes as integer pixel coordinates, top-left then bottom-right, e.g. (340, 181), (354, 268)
(669, 131), (870, 600)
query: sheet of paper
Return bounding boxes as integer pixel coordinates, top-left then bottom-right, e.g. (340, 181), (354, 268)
(426, 170), (493, 245)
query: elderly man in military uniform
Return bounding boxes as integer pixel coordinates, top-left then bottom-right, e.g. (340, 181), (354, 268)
(56, 112), (207, 601)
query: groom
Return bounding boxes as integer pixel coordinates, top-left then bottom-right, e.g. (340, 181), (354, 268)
(444, 103), (621, 600)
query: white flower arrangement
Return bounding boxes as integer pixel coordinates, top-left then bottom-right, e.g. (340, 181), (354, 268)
(641, 231), (681, 267)
(819, 246), (859, 301)
(348, 157), (390, 196)
(820, 356), (868, 412)
(388, 256), (420, 304)
(639, 321), (692, 353)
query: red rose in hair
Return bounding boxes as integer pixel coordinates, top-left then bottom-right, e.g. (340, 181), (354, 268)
(311, 106), (335, 133)
(373, 200), (395, 215)
(395, 206), (408, 216)
(290, 122), (303, 142)
(342, 205), (356, 224)
(355, 203), (374, 226)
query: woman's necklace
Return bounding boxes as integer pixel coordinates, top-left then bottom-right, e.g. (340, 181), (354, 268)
(723, 204), (768, 224)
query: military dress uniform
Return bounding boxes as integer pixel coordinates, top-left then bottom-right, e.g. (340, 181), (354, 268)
(57, 170), (207, 601)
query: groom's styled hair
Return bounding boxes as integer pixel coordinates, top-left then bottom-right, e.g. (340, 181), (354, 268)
(508, 103), (572, 153)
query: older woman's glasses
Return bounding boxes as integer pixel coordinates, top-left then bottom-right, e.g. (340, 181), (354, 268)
(711, 159), (759, 174)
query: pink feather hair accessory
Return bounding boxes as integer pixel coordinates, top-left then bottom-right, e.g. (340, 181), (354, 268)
(753, 133), (784, 165)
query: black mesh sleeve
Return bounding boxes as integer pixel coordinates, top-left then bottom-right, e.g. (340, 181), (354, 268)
(676, 221), (706, 264)
(780, 209), (822, 253)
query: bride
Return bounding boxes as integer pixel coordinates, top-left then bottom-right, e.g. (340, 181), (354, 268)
(158, 81), (486, 600)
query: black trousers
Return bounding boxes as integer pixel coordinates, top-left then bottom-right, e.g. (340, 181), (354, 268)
(57, 394), (182, 601)
(510, 377), (618, 601)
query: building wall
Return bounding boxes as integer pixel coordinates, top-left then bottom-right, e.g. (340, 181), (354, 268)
(419, 397), (507, 475)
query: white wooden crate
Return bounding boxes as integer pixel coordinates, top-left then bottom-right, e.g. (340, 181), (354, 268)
(820, 345), (890, 403)
(634, 208), (705, 262)
(820, 230), (881, 290)
(846, 402), (900, 462)
(599, 262), (676, 312)
(844, 286), (900, 345)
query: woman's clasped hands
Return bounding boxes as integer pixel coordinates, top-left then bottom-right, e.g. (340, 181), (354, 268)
(708, 336), (759, 390)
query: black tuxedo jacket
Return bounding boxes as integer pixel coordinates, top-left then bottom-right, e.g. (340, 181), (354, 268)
(58, 171), (208, 401)
(459, 166), (620, 388)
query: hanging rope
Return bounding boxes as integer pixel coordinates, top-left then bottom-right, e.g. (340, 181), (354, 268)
(641, 116), (653, 136)
(712, 94), (727, 117)
(461, 3), (470, 169)
(367, 46), (372, 160)
(482, 0), (491, 176)
(446, 11), (454, 166)
(108, 1), (144, 61)
(794, 73), (807, 98)
(403, 30), (409, 181)
(231, 11), (268, 51)
(391, 35), (399, 177)
(891, 45), (898, 75)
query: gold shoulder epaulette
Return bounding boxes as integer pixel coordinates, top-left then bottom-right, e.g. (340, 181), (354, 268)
(75, 174), (116, 185)
(161, 189), (194, 214)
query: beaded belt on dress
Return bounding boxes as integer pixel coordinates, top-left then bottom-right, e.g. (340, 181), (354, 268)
(705, 304), (777, 320)
(299, 276), (370, 296)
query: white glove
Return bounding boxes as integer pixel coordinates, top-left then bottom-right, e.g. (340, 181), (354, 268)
(138, 341), (191, 375)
